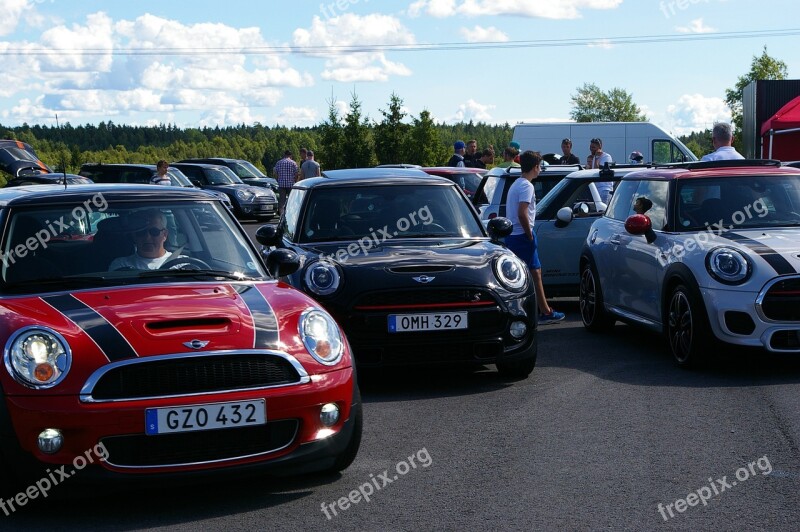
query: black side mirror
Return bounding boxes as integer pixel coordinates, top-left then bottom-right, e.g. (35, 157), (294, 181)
(256, 224), (283, 247)
(266, 248), (300, 278)
(487, 217), (513, 242)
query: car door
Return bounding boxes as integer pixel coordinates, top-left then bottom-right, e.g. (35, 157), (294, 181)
(612, 180), (670, 320)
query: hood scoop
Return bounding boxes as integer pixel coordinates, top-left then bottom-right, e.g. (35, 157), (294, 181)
(388, 265), (454, 274)
(145, 317), (232, 335)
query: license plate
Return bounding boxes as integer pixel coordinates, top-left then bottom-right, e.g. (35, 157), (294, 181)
(388, 312), (468, 332)
(145, 399), (266, 435)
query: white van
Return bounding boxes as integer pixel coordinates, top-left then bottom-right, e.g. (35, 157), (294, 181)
(511, 122), (697, 164)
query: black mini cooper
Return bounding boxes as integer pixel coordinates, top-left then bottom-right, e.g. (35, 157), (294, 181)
(257, 168), (538, 379)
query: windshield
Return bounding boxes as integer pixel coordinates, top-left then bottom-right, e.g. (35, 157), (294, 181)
(232, 161), (266, 179)
(299, 184), (484, 243)
(166, 168), (195, 187)
(1, 199), (267, 289)
(676, 175), (800, 230)
(206, 167), (243, 185)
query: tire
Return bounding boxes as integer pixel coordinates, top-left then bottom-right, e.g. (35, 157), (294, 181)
(579, 262), (615, 332)
(497, 355), (536, 380)
(666, 284), (710, 368)
(325, 389), (362, 473)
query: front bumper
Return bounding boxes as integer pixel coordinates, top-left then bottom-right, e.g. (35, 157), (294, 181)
(0, 367), (355, 483)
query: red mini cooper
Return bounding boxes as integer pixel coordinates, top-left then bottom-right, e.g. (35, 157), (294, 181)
(0, 184), (360, 493)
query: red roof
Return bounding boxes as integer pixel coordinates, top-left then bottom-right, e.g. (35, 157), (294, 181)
(761, 94), (800, 135)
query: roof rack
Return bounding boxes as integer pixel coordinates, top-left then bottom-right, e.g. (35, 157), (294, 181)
(655, 159), (782, 170)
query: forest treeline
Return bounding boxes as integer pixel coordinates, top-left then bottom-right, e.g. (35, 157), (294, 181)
(0, 93), (712, 180)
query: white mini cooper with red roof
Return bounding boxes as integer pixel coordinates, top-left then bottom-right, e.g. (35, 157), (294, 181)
(579, 160), (800, 366)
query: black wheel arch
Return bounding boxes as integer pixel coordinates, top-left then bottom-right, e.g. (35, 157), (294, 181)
(661, 263), (710, 332)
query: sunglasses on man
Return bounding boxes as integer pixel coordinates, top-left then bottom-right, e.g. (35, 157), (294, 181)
(134, 227), (166, 238)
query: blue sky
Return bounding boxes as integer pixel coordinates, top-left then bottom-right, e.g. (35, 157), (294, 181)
(0, 0), (797, 135)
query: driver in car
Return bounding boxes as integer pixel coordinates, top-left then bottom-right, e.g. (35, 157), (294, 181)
(109, 209), (173, 270)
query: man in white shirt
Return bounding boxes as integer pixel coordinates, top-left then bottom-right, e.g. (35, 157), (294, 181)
(701, 122), (745, 161)
(109, 209), (173, 270)
(150, 160), (172, 186)
(504, 150), (565, 324)
(586, 138), (614, 202)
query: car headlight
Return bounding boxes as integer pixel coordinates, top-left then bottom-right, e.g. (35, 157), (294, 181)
(304, 261), (341, 296)
(236, 189), (256, 202)
(494, 254), (528, 292)
(4, 327), (71, 388)
(705, 247), (751, 285)
(299, 309), (344, 365)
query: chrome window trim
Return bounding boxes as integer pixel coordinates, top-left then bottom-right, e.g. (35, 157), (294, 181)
(80, 350), (310, 403)
(102, 420), (299, 470)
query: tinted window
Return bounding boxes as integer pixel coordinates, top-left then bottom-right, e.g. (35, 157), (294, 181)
(299, 185), (483, 243)
(282, 189), (306, 241)
(631, 180), (670, 230)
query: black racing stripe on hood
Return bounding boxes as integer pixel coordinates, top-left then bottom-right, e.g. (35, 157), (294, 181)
(42, 294), (137, 362)
(237, 285), (279, 348)
(721, 232), (797, 275)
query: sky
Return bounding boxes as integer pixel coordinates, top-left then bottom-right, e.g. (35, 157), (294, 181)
(0, 0), (798, 136)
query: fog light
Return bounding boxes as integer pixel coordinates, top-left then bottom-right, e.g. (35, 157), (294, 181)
(37, 428), (63, 454)
(509, 321), (527, 339)
(320, 403), (340, 427)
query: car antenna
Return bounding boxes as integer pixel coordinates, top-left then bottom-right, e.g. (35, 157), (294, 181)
(55, 113), (67, 190)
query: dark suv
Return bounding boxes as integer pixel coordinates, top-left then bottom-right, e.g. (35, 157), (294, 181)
(177, 158), (278, 191)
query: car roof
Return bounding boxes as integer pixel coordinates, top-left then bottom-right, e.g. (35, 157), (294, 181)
(171, 162), (226, 169)
(0, 184), (223, 207)
(82, 163), (157, 169)
(179, 157), (238, 163)
(618, 159), (800, 181)
(563, 167), (647, 180)
(422, 167), (486, 175)
(303, 167), (451, 187)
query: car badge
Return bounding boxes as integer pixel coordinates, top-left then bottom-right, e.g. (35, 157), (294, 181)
(412, 275), (435, 284)
(184, 339), (210, 350)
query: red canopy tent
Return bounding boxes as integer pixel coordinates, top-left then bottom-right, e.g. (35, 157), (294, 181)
(761, 94), (800, 160)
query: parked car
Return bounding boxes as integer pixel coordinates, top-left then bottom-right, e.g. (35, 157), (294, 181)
(78, 163), (233, 211)
(0, 139), (52, 181)
(5, 173), (93, 187)
(579, 159), (800, 366)
(170, 162), (278, 220)
(257, 168), (538, 379)
(472, 164), (583, 221)
(177, 158), (279, 191)
(0, 184), (360, 492)
(534, 165), (646, 296)
(421, 167), (487, 199)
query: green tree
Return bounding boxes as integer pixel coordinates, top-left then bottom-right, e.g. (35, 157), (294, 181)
(318, 98), (345, 170)
(374, 93), (411, 165)
(724, 46), (788, 149)
(407, 110), (448, 166)
(341, 92), (376, 168)
(570, 83), (647, 122)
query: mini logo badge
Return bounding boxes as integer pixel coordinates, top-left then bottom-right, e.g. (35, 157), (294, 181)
(183, 339), (210, 350)
(412, 275), (435, 284)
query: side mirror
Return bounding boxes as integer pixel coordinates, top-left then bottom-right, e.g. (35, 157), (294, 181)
(256, 224), (283, 247)
(487, 217), (513, 241)
(266, 248), (300, 278)
(555, 206), (574, 228)
(625, 214), (657, 243)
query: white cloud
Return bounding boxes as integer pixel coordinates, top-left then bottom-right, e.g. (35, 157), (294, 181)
(663, 93), (731, 135)
(0, 0), (33, 36)
(274, 106), (318, 127)
(459, 26), (508, 43)
(409, 0), (622, 19)
(451, 99), (495, 122)
(675, 18), (716, 34)
(294, 14), (414, 82)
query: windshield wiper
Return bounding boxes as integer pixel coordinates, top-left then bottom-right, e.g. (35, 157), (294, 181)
(137, 269), (257, 281)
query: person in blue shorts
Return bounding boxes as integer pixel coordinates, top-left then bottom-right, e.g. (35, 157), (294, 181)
(504, 150), (565, 324)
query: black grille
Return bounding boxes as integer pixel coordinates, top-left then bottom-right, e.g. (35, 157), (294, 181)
(102, 420), (298, 467)
(761, 278), (800, 321)
(724, 311), (756, 335)
(769, 330), (800, 351)
(354, 289), (496, 309)
(90, 355), (301, 400)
